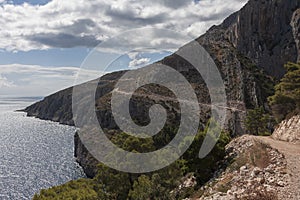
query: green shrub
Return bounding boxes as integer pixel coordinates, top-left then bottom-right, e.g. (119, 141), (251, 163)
(268, 62), (300, 121)
(244, 107), (273, 136)
(33, 179), (98, 200)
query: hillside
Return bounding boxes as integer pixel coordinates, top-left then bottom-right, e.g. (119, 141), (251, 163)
(24, 0), (300, 198)
(189, 135), (300, 200)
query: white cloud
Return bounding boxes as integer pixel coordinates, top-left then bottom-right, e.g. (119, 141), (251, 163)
(129, 57), (151, 68)
(0, 0), (248, 52)
(0, 73), (15, 88)
(127, 52), (151, 68)
(0, 64), (104, 96)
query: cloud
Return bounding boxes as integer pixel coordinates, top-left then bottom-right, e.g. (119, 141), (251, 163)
(0, 64), (104, 96)
(0, 0), (248, 52)
(129, 57), (151, 68)
(127, 52), (150, 68)
(0, 73), (15, 88)
(160, 0), (193, 9)
(28, 33), (101, 48)
(62, 19), (97, 35)
(93, 27), (193, 54)
(0, 0), (8, 4)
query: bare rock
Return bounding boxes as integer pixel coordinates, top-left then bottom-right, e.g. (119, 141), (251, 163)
(272, 115), (300, 143)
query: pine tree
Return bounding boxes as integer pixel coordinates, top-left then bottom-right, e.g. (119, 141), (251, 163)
(268, 62), (300, 121)
(244, 107), (271, 136)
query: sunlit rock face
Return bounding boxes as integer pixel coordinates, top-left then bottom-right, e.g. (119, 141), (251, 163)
(200, 0), (300, 78)
(272, 115), (300, 143)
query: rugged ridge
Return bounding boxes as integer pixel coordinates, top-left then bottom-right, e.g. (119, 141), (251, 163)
(23, 0), (300, 178)
(211, 0), (300, 78)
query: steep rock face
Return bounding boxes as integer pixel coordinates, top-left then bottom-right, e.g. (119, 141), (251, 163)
(208, 0), (300, 78)
(196, 28), (274, 135)
(74, 132), (99, 178)
(272, 115), (300, 143)
(292, 8), (300, 63)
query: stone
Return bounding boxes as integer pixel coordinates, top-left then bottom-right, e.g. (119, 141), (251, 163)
(277, 181), (285, 187)
(227, 190), (233, 195)
(240, 166), (247, 171)
(257, 177), (265, 184)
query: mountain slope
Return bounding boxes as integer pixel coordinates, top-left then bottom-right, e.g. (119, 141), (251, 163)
(24, 0), (300, 178)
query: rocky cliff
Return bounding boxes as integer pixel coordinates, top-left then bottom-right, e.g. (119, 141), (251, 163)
(209, 0), (300, 78)
(24, 87), (74, 125)
(24, 0), (300, 178)
(272, 115), (300, 143)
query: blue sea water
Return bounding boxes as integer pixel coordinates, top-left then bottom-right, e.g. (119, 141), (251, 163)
(0, 96), (86, 199)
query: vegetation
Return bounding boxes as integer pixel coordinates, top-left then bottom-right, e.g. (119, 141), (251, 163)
(33, 120), (231, 200)
(268, 62), (300, 121)
(32, 179), (98, 200)
(244, 107), (273, 136)
(244, 62), (300, 135)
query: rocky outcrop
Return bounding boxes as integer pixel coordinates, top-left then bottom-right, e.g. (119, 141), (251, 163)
(197, 135), (288, 200)
(74, 132), (99, 178)
(272, 115), (300, 143)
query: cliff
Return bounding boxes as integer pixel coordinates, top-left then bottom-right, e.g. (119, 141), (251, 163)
(272, 115), (300, 143)
(24, 87), (74, 125)
(209, 0), (300, 78)
(24, 0), (300, 178)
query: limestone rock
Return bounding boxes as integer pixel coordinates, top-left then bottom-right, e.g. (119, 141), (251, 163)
(272, 115), (300, 143)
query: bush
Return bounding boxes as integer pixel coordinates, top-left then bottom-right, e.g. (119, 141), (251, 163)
(32, 179), (98, 200)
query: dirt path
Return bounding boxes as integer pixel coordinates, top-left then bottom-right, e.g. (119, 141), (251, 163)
(114, 88), (247, 113)
(256, 136), (300, 199)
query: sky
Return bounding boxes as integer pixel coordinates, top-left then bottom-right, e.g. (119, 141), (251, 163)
(0, 0), (248, 96)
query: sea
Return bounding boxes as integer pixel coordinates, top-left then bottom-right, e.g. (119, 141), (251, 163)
(0, 96), (86, 199)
